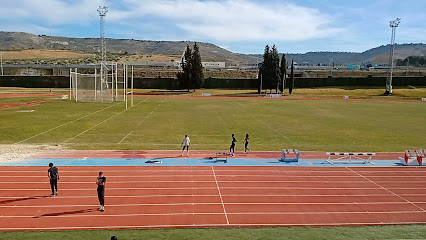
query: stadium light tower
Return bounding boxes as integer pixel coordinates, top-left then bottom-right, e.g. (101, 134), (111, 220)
(97, 6), (108, 64)
(385, 18), (401, 95)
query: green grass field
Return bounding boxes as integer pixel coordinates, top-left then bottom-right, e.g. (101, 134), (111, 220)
(1, 87), (426, 239)
(0, 87), (425, 152)
(1, 225), (426, 240)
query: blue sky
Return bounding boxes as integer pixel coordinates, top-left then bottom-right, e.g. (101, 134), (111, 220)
(0, 0), (425, 54)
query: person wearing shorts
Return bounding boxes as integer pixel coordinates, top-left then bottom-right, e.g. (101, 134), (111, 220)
(181, 135), (190, 156)
(96, 171), (106, 212)
(230, 134), (237, 157)
(47, 163), (59, 197)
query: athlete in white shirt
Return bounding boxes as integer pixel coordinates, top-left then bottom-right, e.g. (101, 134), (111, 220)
(181, 135), (190, 156)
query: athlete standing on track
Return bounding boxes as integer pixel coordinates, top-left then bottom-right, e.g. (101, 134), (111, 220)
(244, 133), (251, 153)
(96, 171), (106, 212)
(230, 134), (237, 157)
(181, 134), (190, 157)
(48, 163), (59, 197)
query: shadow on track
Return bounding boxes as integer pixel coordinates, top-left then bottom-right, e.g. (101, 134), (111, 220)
(33, 208), (98, 218)
(0, 196), (49, 205)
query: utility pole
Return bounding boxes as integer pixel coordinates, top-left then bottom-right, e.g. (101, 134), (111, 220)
(1, 52), (3, 76)
(385, 18), (401, 95)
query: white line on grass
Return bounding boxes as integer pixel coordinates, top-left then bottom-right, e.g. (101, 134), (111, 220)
(14, 103), (119, 144)
(226, 99), (296, 144)
(63, 98), (148, 143)
(118, 131), (133, 144)
(138, 98), (167, 126)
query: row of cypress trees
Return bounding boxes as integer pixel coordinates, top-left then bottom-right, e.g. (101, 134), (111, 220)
(177, 43), (294, 94)
(258, 45), (295, 94)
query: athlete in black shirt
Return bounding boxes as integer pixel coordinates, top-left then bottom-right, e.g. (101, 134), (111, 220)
(230, 134), (237, 157)
(48, 163), (59, 196)
(96, 171), (106, 211)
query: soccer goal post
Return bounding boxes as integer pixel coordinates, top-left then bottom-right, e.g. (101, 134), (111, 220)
(70, 62), (134, 108)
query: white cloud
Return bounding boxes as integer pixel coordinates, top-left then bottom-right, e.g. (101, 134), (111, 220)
(0, 24), (50, 35)
(115, 0), (343, 42)
(0, 0), (105, 24)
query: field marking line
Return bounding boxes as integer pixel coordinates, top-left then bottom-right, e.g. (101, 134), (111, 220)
(138, 98), (167, 126)
(14, 103), (119, 144)
(347, 167), (426, 213)
(0, 186), (423, 190)
(4, 180), (424, 184)
(1, 202), (422, 208)
(118, 131), (133, 144)
(226, 99), (295, 144)
(1, 210), (425, 219)
(2, 221), (426, 230)
(61, 98), (148, 144)
(0, 193), (408, 199)
(211, 166), (229, 225)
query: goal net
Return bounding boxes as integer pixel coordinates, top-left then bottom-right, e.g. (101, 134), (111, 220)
(70, 63), (128, 103)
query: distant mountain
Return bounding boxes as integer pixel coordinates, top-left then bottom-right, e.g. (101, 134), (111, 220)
(0, 32), (425, 65)
(284, 44), (426, 65)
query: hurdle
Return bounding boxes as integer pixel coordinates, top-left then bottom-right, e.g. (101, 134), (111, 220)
(279, 149), (299, 162)
(323, 152), (376, 165)
(215, 152), (231, 163)
(399, 149), (426, 166)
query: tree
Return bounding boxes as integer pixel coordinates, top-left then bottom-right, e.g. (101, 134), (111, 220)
(177, 43), (204, 92)
(289, 59), (295, 94)
(191, 42), (204, 90)
(280, 54), (287, 93)
(271, 45), (281, 93)
(259, 45), (281, 93)
(261, 45), (271, 93)
(178, 45), (193, 91)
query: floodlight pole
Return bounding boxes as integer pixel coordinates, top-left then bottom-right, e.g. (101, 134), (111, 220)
(385, 18), (401, 95)
(97, 6), (108, 64)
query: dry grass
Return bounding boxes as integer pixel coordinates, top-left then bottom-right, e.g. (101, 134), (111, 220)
(1, 50), (92, 60)
(118, 54), (179, 62)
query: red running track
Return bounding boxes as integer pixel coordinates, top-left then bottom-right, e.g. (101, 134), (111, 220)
(0, 166), (425, 231)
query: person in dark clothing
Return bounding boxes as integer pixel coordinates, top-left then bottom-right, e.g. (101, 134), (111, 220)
(97, 171), (106, 211)
(47, 163), (59, 197)
(244, 133), (251, 153)
(229, 134), (237, 157)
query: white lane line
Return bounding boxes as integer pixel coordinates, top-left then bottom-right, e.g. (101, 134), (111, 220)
(1, 221), (426, 230)
(1, 202), (423, 208)
(14, 103), (119, 144)
(0, 210), (424, 219)
(118, 131), (133, 144)
(212, 166), (229, 225)
(0, 193), (409, 199)
(3, 180), (426, 184)
(226, 99), (295, 143)
(0, 186), (423, 190)
(347, 167), (426, 213)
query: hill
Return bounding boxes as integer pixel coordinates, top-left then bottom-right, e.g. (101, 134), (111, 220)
(0, 32), (425, 65)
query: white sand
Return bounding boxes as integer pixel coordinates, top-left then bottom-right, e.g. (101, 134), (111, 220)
(0, 144), (64, 163)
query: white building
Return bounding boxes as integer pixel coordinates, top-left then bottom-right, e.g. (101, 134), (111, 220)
(202, 62), (226, 69)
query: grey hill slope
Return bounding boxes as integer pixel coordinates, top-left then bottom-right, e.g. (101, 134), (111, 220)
(0, 31), (425, 65)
